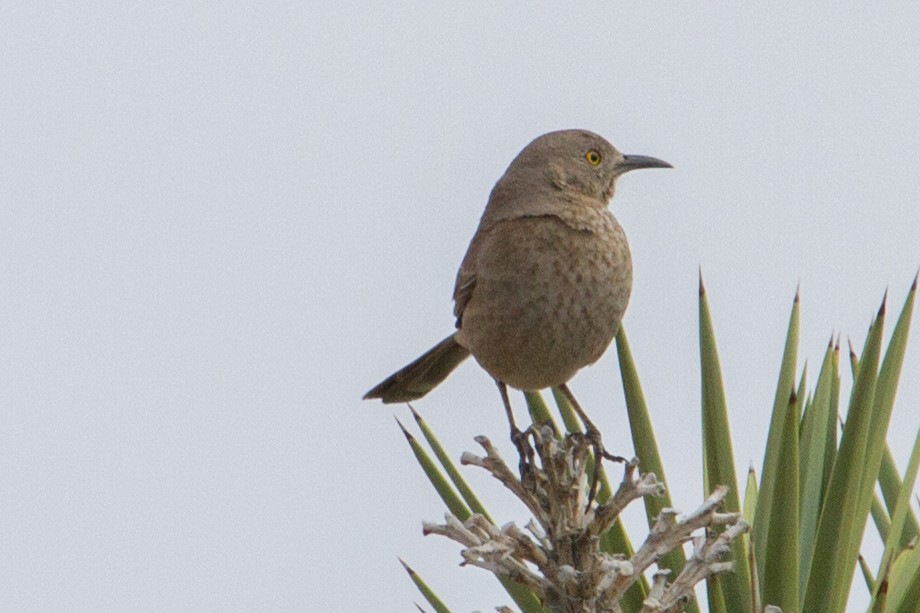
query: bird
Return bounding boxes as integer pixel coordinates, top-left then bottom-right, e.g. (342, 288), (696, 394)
(365, 129), (670, 456)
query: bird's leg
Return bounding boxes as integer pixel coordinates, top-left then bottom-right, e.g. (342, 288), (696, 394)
(558, 383), (626, 462)
(558, 383), (627, 505)
(495, 380), (534, 479)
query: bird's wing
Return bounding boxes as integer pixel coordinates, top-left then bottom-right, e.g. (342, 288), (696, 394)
(452, 226), (489, 328)
(452, 272), (475, 328)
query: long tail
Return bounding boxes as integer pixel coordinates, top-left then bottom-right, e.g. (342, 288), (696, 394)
(364, 335), (471, 403)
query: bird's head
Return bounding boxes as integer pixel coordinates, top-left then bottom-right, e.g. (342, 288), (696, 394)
(512, 129), (672, 203)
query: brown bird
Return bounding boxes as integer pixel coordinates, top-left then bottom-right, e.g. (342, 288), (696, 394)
(365, 129), (670, 448)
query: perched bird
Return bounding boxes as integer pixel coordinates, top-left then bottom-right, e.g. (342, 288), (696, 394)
(365, 129), (670, 444)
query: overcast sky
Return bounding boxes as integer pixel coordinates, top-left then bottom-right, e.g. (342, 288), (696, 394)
(2, 3), (919, 612)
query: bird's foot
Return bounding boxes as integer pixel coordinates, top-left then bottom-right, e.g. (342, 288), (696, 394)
(583, 426), (627, 507)
(586, 427), (628, 464)
(510, 425), (536, 484)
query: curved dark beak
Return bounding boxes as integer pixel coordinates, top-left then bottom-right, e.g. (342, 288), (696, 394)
(615, 154), (673, 174)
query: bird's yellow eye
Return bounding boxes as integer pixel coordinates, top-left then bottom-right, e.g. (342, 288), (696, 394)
(585, 150), (602, 166)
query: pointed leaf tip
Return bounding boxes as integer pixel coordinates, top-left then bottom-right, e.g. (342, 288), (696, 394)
(879, 289), (888, 316)
(912, 269), (918, 291)
(395, 416), (414, 441)
(795, 281), (801, 302)
(408, 404), (422, 422)
(789, 387), (797, 405)
(698, 268), (706, 296)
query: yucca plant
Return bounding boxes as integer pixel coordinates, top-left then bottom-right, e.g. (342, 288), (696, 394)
(395, 274), (920, 612)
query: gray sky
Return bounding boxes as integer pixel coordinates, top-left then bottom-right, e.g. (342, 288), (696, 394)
(2, 3), (919, 611)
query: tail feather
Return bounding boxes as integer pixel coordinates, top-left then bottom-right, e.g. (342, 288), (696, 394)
(364, 335), (470, 403)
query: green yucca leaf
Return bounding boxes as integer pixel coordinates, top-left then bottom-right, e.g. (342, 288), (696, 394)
(743, 464), (758, 525)
(847, 337), (860, 379)
(743, 465), (763, 612)
(615, 326), (672, 507)
(505, 587), (547, 613)
(879, 444), (920, 548)
(400, 559), (454, 613)
(821, 341), (841, 504)
(858, 555), (876, 596)
(796, 364), (808, 418)
(802, 297), (886, 612)
(398, 418), (470, 520)
(761, 389), (800, 612)
(754, 289), (800, 581)
(862, 557), (886, 613)
(615, 327), (696, 612)
(524, 391), (558, 434)
(706, 572), (727, 613)
(852, 281), (917, 603)
(885, 542), (920, 613)
(698, 275), (742, 503)
(797, 340), (837, 590)
(410, 407), (492, 522)
(872, 494), (893, 544)
(873, 422), (920, 604)
(698, 274), (752, 612)
(549, 387), (582, 435)
(872, 578), (888, 613)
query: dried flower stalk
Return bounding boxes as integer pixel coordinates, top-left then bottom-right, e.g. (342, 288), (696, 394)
(423, 425), (749, 613)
